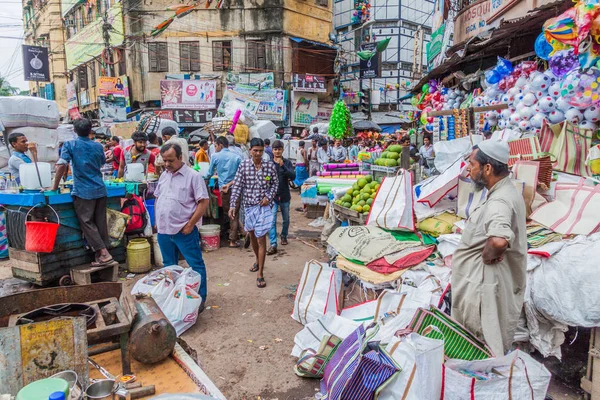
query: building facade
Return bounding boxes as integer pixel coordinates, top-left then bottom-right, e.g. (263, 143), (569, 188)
(333, 0), (434, 110)
(60, 0), (336, 125)
(23, 0), (69, 112)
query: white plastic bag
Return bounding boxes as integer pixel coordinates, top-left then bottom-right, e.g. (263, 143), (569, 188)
(291, 313), (361, 358)
(366, 170), (414, 231)
(378, 333), (445, 400)
(433, 135), (482, 173)
(161, 281), (203, 336)
(131, 265), (184, 305)
(292, 260), (342, 325)
(442, 350), (551, 400)
(416, 158), (466, 207)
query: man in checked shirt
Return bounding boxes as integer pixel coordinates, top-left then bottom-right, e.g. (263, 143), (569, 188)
(229, 138), (279, 288)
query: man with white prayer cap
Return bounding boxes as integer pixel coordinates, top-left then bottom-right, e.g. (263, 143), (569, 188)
(451, 139), (527, 356)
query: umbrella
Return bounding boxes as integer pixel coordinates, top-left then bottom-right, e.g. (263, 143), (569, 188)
(352, 120), (382, 132)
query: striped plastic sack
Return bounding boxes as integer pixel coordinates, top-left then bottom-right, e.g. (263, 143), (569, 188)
(292, 260), (342, 325)
(408, 306), (494, 361)
(507, 136), (542, 167)
(539, 120), (593, 177)
(294, 334), (342, 378)
(320, 324), (401, 400)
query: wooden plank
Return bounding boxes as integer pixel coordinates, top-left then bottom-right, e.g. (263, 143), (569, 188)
(12, 266), (72, 286)
(591, 328), (600, 399)
(86, 298), (131, 344)
(71, 262), (119, 285)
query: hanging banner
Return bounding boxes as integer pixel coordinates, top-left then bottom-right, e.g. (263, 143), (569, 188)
(65, 3), (124, 70)
(66, 81), (78, 110)
(292, 74), (326, 93)
(427, 24), (446, 64)
(160, 80), (216, 110)
(291, 92), (318, 127)
(218, 89), (261, 120)
(234, 86), (287, 121)
(359, 42), (381, 79)
(22, 45), (50, 82)
(226, 72), (274, 89)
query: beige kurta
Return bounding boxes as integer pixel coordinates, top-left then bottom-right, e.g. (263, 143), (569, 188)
(451, 176), (527, 356)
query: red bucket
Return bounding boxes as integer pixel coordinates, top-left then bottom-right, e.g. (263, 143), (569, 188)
(25, 205), (60, 253)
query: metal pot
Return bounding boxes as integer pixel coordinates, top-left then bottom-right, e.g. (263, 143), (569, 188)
(85, 379), (118, 399)
(50, 370), (82, 400)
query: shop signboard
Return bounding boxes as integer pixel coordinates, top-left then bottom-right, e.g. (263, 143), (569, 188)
(317, 104), (333, 121)
(454, 0), (490, 44)
(66, 81), (78, 110)
(154, 110), (174, 120)
(488, 0), (520, 22)
(291, 92), (318, 127)
(292, 74), (326, 93)
(234, 86), (287, 121)
(160, 80), (216, 110)
(171, 109), (216, 127)
(98, 76), (127, 96)
(65, 4), (124, 70)
(359, 42), (381, 79)
(22, 45), (50, 82)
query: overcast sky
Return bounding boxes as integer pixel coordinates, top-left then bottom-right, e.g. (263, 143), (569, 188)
(0, 1), (27, 91)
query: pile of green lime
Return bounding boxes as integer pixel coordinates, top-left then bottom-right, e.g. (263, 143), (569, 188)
(334, 175), (380, 215)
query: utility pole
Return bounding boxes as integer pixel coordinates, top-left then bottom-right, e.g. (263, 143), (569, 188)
(102, 13), (113, 77)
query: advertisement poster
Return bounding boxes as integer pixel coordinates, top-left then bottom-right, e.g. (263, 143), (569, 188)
(99, 97), (128, 123)
(160, 80), (216, 110)
(218, 89), (261, 120)
(291, 92), (318, 127)
(65, 4), (123, 70)
(226, 72), (274, 89)
(66, 81), (78, 110)
(292, 74), (326, 93)
(359, 42), (381, 79)
(98, 76), (127, 96)
(234, 86), (287, 121)
(22, 45), (50, 82)
(79, 89), (90, 107)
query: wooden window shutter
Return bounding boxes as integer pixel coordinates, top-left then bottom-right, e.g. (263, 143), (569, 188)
(148, 42), (158, 72)
(213, 41), (223, 71)
(190, 42), (200, 71)
(158, 43), (169, 72)
(257, 41), (266, 70)
(246, 41), (256, 70)
(180, 42), (190, 71)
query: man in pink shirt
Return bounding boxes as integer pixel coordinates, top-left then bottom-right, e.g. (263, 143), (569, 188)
(155, 143), (209, 309)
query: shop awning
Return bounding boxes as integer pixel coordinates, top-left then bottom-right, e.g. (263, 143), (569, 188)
(290, 37), (336, 50)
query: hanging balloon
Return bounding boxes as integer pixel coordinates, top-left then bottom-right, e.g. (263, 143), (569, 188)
(496, 57), (514, 76)
(561, 67), (600, 109)
(422, 83), (430, 94)
(420, 112), (428, 125)
(549, 49), (578, 78)
(485, 69), (502, 84)
(535, 32), (554, 60)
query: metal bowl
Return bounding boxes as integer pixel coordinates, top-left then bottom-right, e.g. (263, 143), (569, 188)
(85, 379), (118, 399)
(50, 370), (82, 400)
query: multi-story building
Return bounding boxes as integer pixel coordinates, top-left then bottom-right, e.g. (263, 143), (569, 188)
(23, 0), (69, 112)
(61, 0), (337, 126)
(333, 0), (434, 110)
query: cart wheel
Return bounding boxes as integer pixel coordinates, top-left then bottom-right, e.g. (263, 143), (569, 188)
(59, 275), (73, 286)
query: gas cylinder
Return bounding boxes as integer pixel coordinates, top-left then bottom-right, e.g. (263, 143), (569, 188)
(129, 296), (177, 364)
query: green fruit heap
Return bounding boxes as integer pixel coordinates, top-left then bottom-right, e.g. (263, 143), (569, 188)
(334, 175), (380, 215)
(374, 144), (402, 167)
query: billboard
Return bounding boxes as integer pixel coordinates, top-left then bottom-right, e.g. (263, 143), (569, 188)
(99, 97), (128, 123)
(233, 86), (287, 121)
(226, 72), (274, 89)
(160, 80), (217, 110)
(218, 89), (261, 120)
(22, 45), (50, 82)
(98, 76), (127, 96)
(292, 74), (326, 93)
(65, 4), (124, 70)
(291, 92), (318, 127)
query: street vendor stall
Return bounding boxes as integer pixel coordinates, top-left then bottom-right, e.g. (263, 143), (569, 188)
(2, 185), (126, 286)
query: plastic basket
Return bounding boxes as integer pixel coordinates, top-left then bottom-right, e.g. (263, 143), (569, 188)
(25, 205), (60, 253)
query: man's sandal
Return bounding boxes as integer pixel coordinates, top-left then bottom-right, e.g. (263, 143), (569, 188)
(250, 263), (259, 272)
(257, 277), (267, 288)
